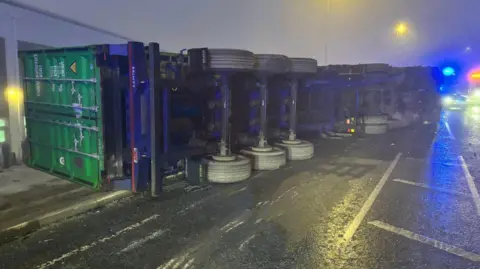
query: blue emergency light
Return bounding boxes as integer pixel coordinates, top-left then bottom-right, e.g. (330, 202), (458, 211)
(442, 67), (455, 76)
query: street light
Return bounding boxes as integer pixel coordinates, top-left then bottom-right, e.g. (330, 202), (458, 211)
(394, 22), (409, 37)
(391, 21), (413, 66)
(324, 0), (331, 65)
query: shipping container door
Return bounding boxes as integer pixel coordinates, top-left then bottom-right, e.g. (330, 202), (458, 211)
(21, 47), (104, 189)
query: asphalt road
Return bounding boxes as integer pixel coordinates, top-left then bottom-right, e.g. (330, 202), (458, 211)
(1, 111), (480, 269)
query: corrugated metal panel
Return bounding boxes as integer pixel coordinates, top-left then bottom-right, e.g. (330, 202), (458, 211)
(26, 112), (102, 187)
(22, 48), (99, 117)
(20, 46), (104, 188)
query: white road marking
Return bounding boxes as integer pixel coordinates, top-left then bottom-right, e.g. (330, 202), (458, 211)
(256, 201), (270, 207)
(37, 214), (161, 269)
(220, 219), (245, 233)
(239, 234), (257, 250)
(172, 253), (190, 269)
(174, 193), (221, 217)
(459, 156), (480, 216)
(156, 248), (198, 269)
(224, 221), (244, 233)
(266, 212), (285, 222)
(444, 121), (456, 140)
(183, 258), (195, 269)
(228, 186), (247, 196)
(157, 257), (177, 269)
(220, 220), (239, 231)
(271, 193), (285, 204)
(343, 153), (402, 242)
(270, 186), (299, 205)
(285, 186), (297, 193)
(392, 178), (472, 197)
(119, 229), (168, 253)
(368, 220), (480, 262)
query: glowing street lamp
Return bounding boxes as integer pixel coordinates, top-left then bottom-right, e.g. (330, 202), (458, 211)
(324, 0), (332, 65)
(4, 86), (23, 104)
(394, 22), (409, 37)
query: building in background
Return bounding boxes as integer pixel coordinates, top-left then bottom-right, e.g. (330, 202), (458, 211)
(0, 0), (130, 163)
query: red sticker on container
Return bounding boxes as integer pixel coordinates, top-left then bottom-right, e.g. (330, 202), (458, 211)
(133, 148), (138, 163)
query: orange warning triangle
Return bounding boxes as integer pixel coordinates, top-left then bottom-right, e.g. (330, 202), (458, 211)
(70, 61), (77, 74)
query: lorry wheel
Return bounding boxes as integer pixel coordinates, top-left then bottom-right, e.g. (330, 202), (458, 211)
(209, 49), (255, 70)
(364, 123), (388, 134)
(274, 140), (314, 160)
(364, 115), (388, 124)
(202, 155), (252, 183)
(241, 146), (286, 170)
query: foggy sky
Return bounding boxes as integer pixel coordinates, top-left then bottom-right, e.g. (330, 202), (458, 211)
(11, 0), (480, 66)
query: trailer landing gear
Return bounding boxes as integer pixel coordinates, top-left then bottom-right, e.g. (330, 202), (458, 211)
(201, 49), (256, 183)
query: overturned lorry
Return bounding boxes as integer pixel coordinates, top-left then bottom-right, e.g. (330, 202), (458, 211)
(22, 42), (412, 195)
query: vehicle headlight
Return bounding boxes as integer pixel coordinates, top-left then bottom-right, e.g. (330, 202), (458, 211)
(442, 96), (453, 105)
(473, 91), (480, 97)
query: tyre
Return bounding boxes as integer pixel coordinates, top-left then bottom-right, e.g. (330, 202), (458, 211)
(363, 115), (388, 125)
(254, 54), (292, 74)
(202, 155), (252, 183)
(290, 58), (318, 74)
(364, 123), (388, 134)
(241, 146), (286, 170)
(209, 49), (255, 70)
(274, 140), (314, 160)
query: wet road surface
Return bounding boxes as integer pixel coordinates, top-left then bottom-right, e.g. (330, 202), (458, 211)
(1, 111), (480, 269)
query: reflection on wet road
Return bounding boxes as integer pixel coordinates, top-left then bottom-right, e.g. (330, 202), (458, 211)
(1, 110), (480, 268)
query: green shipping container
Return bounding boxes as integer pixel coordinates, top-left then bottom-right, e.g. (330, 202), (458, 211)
(20, 47), (104, 189)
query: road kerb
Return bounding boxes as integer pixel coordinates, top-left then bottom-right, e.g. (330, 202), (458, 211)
(0, 190), (132, 245)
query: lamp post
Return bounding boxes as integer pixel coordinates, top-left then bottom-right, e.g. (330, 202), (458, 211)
(324, 0), (331, 65)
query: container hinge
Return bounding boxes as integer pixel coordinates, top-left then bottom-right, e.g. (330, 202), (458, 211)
(73, 135), (79, 151)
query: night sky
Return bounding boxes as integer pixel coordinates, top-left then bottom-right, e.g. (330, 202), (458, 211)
(12, 0), (480, 66)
